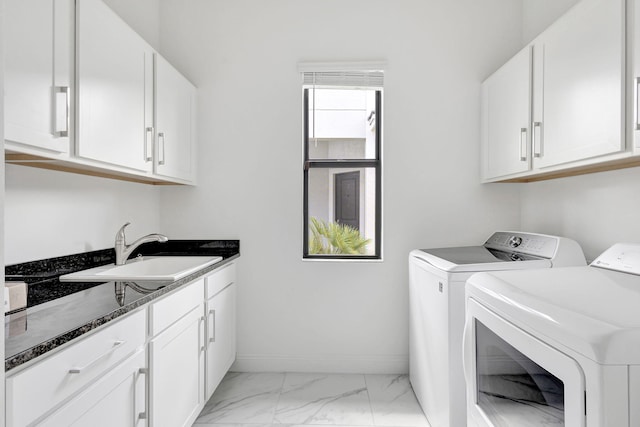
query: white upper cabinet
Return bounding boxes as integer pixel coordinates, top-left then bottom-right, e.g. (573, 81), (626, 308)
(481, 0), (627, 182)
(76, 0), (154, 173)
(532, 0), (625, 169)
(631, 0), (640, 150)
(481, 46), (532, 181)
(4, 0), (197, 184)
(155, 55), (197, 183)
(4, 0), (73, 155)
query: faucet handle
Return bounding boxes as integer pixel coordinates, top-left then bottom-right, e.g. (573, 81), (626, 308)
(116, 222), (131, 244)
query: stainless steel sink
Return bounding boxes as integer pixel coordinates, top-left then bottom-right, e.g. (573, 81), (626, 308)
(59, 256), (223, 282)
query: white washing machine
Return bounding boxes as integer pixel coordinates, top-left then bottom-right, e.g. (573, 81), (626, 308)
(464, 243), (640, 427)
(409, 231), (586, 427)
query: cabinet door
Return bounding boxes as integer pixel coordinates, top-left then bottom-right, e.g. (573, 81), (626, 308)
(206, 283), (237, 400)
(76, 0), (154, 172)
(155, 54), (197, 183)
(533, 0), (625, 169)
(38, 349), (147, 427)
(481, 46), (532, 181)
(4, 0), (73, 154)
(150, 305), (205, 427)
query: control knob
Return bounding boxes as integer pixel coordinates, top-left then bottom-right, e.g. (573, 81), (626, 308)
(508, 236), (523, 248)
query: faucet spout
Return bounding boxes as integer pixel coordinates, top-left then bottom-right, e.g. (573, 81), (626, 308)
(115, 223), (169, 265)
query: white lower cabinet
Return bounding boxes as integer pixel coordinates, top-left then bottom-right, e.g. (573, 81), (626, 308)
(5, 309), (147, 427)
(205, 264), (237, 399)
(38, 349), (147, 427)
(149, 279), (206, 427)
(5, 264), (237, 427)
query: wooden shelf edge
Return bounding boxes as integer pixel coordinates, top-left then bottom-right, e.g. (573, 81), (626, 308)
(5, 153), (187, 186)
(492, 156), (640, 183)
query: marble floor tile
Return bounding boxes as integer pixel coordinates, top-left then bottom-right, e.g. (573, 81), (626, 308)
(193, 424), (274, 427)
(195, 372), (286, 424)
(194, 373), (431, 427)
(365, 375), (429, 427)
(274, 373), (374, 425)
(193, 424), (275, 427)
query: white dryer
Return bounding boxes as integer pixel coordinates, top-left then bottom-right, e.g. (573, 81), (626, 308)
(464, 243), (640, 427)
(409, 231), (586, 427)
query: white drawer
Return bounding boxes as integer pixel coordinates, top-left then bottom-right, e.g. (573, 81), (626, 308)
(150, 278), (204, 336)
(6, 308), (146, 427)
(205, 263), (236, 299)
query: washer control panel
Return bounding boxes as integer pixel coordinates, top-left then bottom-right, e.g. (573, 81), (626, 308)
(484, 232), (559, 259)
(591, 243), (640, 275)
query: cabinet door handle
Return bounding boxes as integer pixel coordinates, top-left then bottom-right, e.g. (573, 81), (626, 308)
(636, 77), (640, 130)
(519, 128), (527, 161)
(144, 127), (154, 162)
(137, 368), (148, 420)
(68, 340), (125, 374)
(158, 132), (166, 165)
(199, 316), (205, 353)
(209, 309), (216, 343)
(53, 86), (70, 138)
(532, 121), (543, 158)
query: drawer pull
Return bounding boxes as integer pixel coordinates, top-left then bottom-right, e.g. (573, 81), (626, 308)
(68, 340), (125, 374)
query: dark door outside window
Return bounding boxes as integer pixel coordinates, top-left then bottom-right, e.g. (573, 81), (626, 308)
(334, 171), (360, 230)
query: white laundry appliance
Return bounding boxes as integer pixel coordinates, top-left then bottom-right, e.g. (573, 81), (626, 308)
(409, 231), (586, 427)
(464, 243), (640, 427)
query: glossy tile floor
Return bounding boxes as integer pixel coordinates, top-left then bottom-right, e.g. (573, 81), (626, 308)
(194, 373), (431, 427)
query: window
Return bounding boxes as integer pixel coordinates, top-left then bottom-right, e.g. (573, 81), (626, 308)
(302, 68), (383, 259)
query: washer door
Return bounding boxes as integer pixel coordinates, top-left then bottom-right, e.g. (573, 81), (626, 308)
(463, 298), (586, 427)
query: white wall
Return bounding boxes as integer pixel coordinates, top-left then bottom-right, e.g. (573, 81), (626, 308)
(4, 165), (162, 264)
(102, 0), (161, 50)
(521, 0), (581, 43)
(157, 0), (523, 373)
(520, 168), (640, 262)
(4, 0), (163, 264)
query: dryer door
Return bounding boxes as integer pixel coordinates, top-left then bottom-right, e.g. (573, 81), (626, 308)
(463, 298), (586, 427)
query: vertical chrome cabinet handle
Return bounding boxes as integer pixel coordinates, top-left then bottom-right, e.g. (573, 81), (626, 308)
(199, 316), (206, 353)
(68, 340), (125, 374)
(533, 122), (543, 158)
(636, 77), (640, 130)
(209, 309), (216, 343)
(144, 127), (154, 162)
(137, 368), (148, 420)
(53, 86), (70, 137)
(519, 128), (527, 161)
(158, 132), (166, 165)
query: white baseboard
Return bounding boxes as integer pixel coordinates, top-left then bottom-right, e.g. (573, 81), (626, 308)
(231, 353), (408, 374)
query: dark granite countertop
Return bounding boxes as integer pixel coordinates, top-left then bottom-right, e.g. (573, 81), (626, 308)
(5, 240), (239, 372)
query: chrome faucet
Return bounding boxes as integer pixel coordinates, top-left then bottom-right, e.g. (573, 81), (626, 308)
(115, 222), (169, 265)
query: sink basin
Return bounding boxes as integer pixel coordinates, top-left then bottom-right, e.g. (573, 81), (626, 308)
(59, 256), (223, 282)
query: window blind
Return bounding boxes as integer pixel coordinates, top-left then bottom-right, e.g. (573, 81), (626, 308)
(298, 61), (385, 88)
(302, 70), (384, 88)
